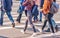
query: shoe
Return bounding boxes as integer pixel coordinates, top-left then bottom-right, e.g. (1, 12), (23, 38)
(32, 21), (35, 23)
(45, 28), (50, 32)
(0, 24), (3, 26)
(50, 33), (56, 36)
(20, 30), (25, 34)
(55, 25), (58, 32)
(16, 19), (20, 23)
(38, 29), (41, 32)
(39, 20), (42, 22)
(12, 23), (15, 28)
(0, 23), (3, 26)
(43, 33), (56, 37)
(31, 33), (37, 37)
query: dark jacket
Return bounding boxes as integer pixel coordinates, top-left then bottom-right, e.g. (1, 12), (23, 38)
(1, 0), (13, 12)
(40, 0), (44, 8)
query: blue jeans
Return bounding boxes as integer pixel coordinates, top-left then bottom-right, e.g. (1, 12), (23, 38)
(1, 11), (14, 25)
(40, 12), (42, 21)
(51, 18), (56, 27)
(34, 15), (38, 21)
(24, 10), (36, 32)
(42, 18), (56, 29)
(42, 13), (54, 33)
(0, 11), (1, 25)
(48, 18), (56, 28)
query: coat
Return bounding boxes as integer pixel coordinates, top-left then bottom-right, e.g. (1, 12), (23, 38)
(42, 0), (53, 14)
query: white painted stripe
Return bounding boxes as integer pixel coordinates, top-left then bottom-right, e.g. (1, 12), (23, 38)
(0, 27), (12, 30)
(0, 25), (25, 30)
(59, 5), (60, 8)
(0, 21), (60, 30)
(56, 21), (60, 23)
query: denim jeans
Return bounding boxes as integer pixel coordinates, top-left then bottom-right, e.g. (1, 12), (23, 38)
(51, 18), (56, 27)
(1, 11), (14, 25)
(42, 13), (54, 33)
(40, 12), (42, 21)
(42, 18), (56, 30)
(0, 11), (1, 25)
(24, 10), (36, 32)
(48, 18), (56, 28)
(34, 15), (38, 21)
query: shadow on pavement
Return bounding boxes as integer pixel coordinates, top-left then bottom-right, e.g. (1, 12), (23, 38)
(1, 25), (11, 27)
(15, 27), (24, 30)
(57, 23), (60, 26)
(57, 23), (60, 31)
(0, 36), (8, 38)
(15, 27), (40, 32)
(42, 35), (60, 38)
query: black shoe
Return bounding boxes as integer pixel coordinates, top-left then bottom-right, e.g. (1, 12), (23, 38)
(16, 19), (20, 23)
(40, 20), (42, 22)
(12, 23), (15, 28)
(55, 25), (58, 32)
(0, 24), (3, 26)
(45, 28), (50, 32)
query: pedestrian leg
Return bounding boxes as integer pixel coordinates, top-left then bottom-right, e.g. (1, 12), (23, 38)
(6, 11), (15, 27)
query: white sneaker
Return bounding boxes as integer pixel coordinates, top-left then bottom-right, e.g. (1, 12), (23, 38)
(38, 29), (41, 32)
(31, 33), (37, 37)
(51, 33), (56, 36)
(20, 30), (25, 34)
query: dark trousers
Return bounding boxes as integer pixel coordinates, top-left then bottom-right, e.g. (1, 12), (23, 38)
(40, 11), (42, 21)
(42, 13), (54, 33)
(24, 10), (36, 32)
(42, 20), (47, 30)
(34, 15), (38, 21)
(16, 10), (27, 23)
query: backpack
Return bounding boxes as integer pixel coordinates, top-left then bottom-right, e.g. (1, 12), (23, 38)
(50, 2), (59, 14)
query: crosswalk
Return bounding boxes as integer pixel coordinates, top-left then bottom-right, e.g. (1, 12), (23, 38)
(0, 0), (60, 29)
(0, 0), (60, 38)
(0, 21), (60, 30)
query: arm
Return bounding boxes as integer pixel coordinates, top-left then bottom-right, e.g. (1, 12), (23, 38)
(22, 0), (28, 6)
(11, 0), (13, 6)
(1, 0), (5, 11)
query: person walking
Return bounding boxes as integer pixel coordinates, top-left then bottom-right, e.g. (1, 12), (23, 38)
(16, 0), (27, 23)
(1, 0), (15, 27)
(42, 0), (58, 32)
(39, 0), (44, 22)
(21, 0), (38, 36)
(32, 0), (39, 22)
(42, 0), (55, 34)
(0, 0), (1, 25)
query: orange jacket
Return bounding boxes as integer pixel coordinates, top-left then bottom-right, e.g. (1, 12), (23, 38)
(42, 0), (53, 14)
